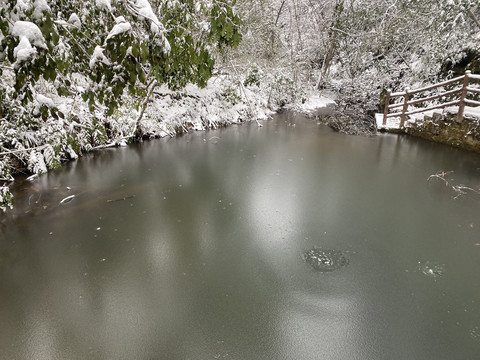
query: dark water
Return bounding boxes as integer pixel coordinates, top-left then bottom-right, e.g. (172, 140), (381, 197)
(1, 112), (480, 359)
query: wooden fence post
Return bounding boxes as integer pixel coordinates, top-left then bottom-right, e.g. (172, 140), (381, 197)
(457, 70), (471, 123)
(399, 88), (410, 128)
(382, 89), (391, 126)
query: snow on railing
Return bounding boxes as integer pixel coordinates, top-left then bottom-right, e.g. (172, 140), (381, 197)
(382, 71), (480, 127)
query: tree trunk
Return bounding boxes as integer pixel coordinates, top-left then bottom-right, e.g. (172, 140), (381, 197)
(316, 0), (344, 89)
(269, 0), (287, 59)
(135, 79), (157, 141)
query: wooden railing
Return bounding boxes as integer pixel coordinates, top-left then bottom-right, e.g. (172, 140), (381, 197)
(383, 70), (480, 127)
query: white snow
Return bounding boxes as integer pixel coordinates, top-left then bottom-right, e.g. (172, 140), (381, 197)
(36, 94), (55, 108)
(89, 45), (111, 69)
(106, 21), (132, 40)
(295, 95), (336, 115)
(28, 150), (47, 174)
(12, 21), (47, 49)
(96, 0), (112, 11)
(68, 13), (81, 29)
(115, 16), (127, 24)
(32, 0), (51, 20)
(13, 36), (36, 62)
(462, 106), (480, 119)
(15, 0), (30, 12)
(376, 113), (401, 130)
(134, 0), (162, 34)
(59, 194), (75, 204)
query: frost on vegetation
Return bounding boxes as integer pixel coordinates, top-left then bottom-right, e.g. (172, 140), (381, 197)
(90, 45), (111, 69)
(12, 21), (47, 49)
(11, 21), (47, 62)
(68, 13), (81, 29)
(13, 36), (36, 62)
(35, 94), (55, 108)
(27, 150), (47, 175)
(132, 0), (163, 34)
(107, 21), (132, 40)
(32, 0), (51, 20)
(96, 0), (112, 12)
(15, 0), (30, 12)
(0, 186), (14, 212)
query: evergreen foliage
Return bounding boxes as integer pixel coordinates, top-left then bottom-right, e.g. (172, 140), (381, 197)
(0, 0), (242, 210)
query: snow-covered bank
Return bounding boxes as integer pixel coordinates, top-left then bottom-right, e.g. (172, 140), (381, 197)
(289, 95), (336, 117)
(376, 106), (480, 153)
(140, 76), (274, 137)
(0, 71), (336, 211)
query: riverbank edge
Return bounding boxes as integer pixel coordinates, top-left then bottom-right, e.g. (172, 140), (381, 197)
(377, 109), (480, 154)
(0, 78), (335, 212)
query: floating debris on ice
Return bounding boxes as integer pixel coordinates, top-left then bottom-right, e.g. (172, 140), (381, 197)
(303, 248), (349, 272)
(59, 194), (76, 204)
(26, 174), (39, 182)
(418, 261), (445, 278)
(470, 326), (480, 341)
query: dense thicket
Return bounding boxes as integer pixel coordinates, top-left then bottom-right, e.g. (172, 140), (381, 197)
(2, 0), (480, 211)
(0, 0), (241, 210)
(234, 0), (480, 109)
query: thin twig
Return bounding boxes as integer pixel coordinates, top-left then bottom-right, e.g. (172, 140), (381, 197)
(0, 145), (48, 157)
(229, 61), (262, 127)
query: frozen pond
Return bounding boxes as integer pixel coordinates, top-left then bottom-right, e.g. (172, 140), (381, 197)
(1, 111), (480, 359)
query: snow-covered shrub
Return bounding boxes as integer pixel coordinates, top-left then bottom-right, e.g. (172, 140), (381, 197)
(0, 186), (13, 212)
(221, 85), (242, 105)
(0, 0), (244, 211)
(244, 65), (262, 87)
(267, 72), (304, 107)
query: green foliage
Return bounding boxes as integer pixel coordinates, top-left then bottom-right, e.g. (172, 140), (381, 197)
(0, 186), (13, 212)
(268, 73), (303, 107)
(210, 0), (243, 50)
(0, 0), (242, 122)
(0, 0), (243, 189)
(221, 85), (241, 105)
(244, 66), (262, 87)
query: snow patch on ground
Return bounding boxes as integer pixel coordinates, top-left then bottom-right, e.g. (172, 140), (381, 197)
(377, 105), (480, 131)
(293, 95), (336, 116)
(376, 113), (401, 130)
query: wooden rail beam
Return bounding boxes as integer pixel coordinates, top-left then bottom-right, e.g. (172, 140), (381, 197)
(386, 101), (460, 118)
(382, 70), (480, 128)
(399, 88), (410, 127)
(383, 89), (391, 126)
(457, 70), (471, 123)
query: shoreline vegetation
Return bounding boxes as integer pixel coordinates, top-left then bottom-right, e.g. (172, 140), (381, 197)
(2, 0), (480, 211)
(0, 65), (337, 212)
